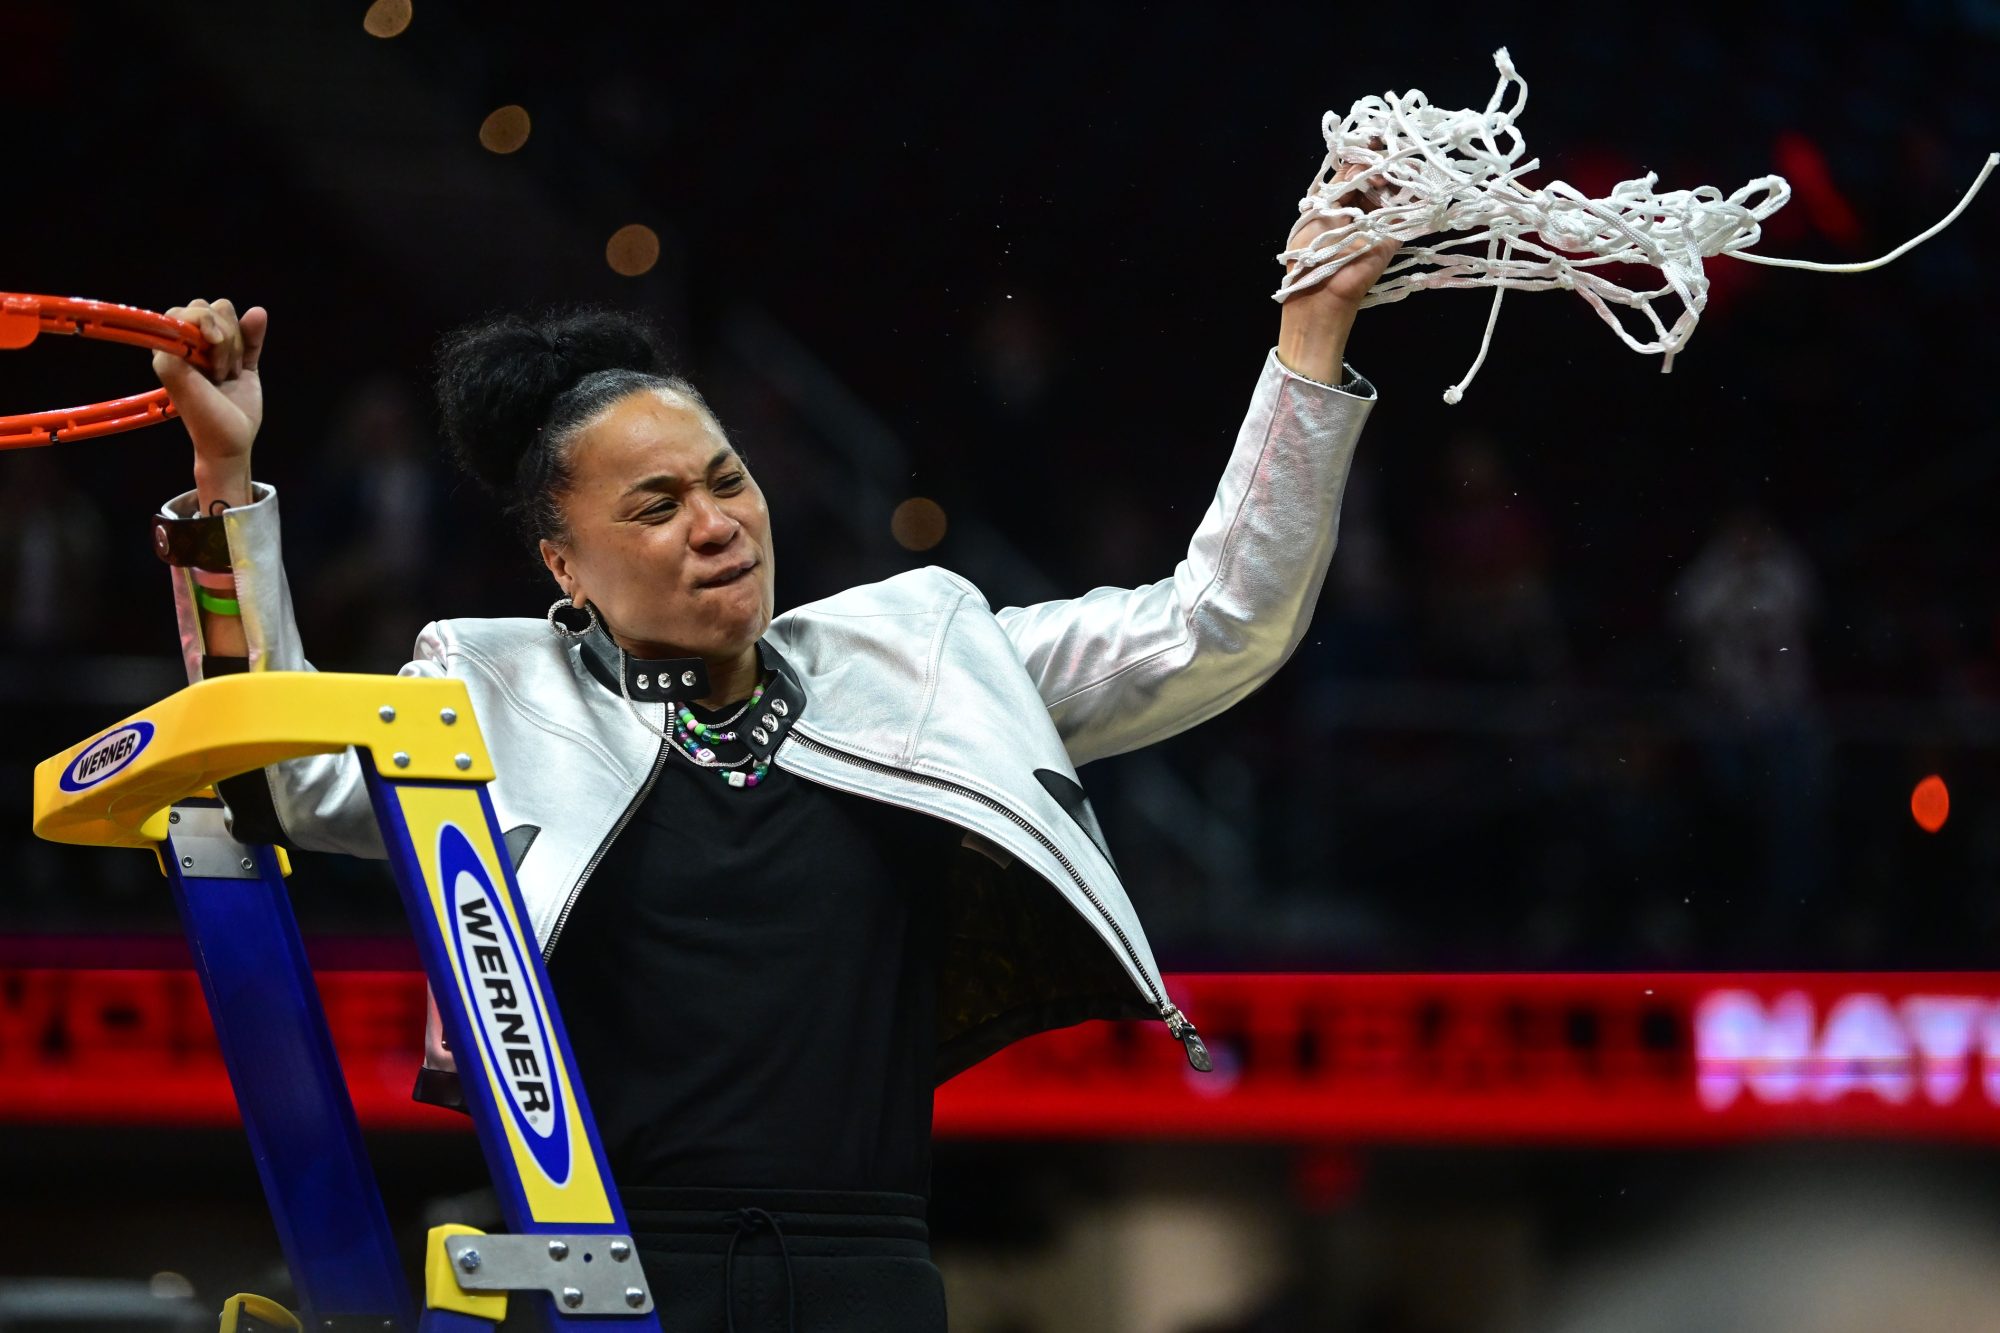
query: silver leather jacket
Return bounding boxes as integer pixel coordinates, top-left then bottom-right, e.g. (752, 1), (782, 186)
(161, 347), (1375, 1084)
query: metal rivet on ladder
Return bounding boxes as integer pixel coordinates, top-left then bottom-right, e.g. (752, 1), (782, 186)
(547, 1239), (569, 1260)
(392, 752), (411, 768)
(561, 1287), (583, 1308)
(378, 706), (396, 722)
(454, 754), (472, 771)
(239, 858), (254, 872)
(457, 1249), (480, 1272)
(609, 1239), (632, 1262)
(439, 707), (457, 725)
(180, 856), (193, 868)
(625, 1287), (645, 1308)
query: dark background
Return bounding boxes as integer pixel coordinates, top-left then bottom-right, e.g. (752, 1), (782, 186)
(1, 3), (1997, 1329)
(6, 1), (1997, 970)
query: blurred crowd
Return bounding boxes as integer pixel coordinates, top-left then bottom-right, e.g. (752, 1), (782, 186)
(7, 286), (1997, 974)
(2, 1), (1996, 977)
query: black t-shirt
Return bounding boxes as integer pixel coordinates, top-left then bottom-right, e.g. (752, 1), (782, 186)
(545, 697), (962, 1197)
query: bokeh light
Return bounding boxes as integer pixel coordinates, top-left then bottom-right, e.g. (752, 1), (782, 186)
(478, 105), (531, 154)
(891, 497), (948, 552)
(1912, 774), (1950, 834)
(605, 224), (660, 277)
(361, 0), (412, 38)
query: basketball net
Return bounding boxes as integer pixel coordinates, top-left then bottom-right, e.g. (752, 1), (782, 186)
(1278, 48), (1997, 403)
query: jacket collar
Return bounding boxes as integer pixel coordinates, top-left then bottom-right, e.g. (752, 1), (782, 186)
(574, 623), (809, 762)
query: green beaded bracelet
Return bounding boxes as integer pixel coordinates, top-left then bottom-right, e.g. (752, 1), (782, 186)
(194, 586), (242, 617)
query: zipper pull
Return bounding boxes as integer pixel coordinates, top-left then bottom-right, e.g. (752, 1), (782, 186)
(1161, 1004), (1213, 1073)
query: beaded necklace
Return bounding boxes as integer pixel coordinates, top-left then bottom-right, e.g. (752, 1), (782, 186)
(670, 679), (773, 789)
(614, 647), (774, 789)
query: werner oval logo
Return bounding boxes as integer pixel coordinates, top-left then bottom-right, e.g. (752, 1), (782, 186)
(439, 822), (572, 1186)
(60, 722), (155, 792)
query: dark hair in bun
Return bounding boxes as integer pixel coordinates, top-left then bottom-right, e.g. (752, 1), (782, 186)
(433, 305), (717, 550)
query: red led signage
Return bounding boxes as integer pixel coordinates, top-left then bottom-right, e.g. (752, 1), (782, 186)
(936, 973), (2000, 1142)
(4, 953), (1999, 1142)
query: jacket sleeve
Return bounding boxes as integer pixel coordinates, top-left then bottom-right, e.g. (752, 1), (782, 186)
(160, 482), (449, 858)
(959, 347), (1375, 768)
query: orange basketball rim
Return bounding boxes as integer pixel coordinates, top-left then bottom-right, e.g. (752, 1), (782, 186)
(0, 294), (212, 448)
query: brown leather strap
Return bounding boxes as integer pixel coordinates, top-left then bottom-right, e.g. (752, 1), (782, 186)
(151, 511), (232, 571)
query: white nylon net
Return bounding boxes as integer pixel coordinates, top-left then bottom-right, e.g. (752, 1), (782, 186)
(1278, 47), (1997, 403)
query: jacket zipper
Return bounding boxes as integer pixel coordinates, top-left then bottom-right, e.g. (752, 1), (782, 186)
(542, 734), (670, 960)
(786, 729), (1210, 1072)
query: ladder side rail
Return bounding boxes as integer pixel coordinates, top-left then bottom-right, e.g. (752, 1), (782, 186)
(164, 809), (415, 1329)
(360, 768), (661, 1330)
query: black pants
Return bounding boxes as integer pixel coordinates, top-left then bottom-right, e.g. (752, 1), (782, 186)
(623, 1186), (948, 1333)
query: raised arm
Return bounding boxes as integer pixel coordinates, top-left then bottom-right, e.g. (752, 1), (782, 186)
(152, 300), (441, 858)
(972, 347), (1371, 767)
(151, 299), (262, 659)
(972, 169), (1400, 767)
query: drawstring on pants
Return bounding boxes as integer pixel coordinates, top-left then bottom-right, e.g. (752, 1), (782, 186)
(723, 1206), (798, 1333)
(624, 1186), (933, 1329)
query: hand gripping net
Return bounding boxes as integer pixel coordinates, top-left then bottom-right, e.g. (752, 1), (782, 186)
(1277, 47), (1998, 403)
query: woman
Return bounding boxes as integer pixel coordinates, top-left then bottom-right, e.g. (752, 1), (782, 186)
(148, 204), (1394, 1330)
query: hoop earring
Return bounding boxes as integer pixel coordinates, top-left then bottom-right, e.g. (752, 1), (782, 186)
(546, 595), (602, 640)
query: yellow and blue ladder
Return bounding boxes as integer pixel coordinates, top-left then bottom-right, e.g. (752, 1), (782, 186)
(34, 672), (663, 1330)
